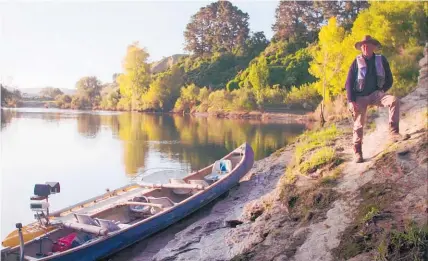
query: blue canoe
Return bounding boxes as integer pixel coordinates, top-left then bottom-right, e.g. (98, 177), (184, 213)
(1, 143), (254, 261)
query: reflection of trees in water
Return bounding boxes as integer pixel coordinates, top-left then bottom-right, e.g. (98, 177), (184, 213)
(5, 110), (308, 177)
(117, 113), (149, 176)
(77, 113), (101, 138)
(99, 113), (308, 174)
(40, 113), (63, 123)
(1, 110), (15, 129)
(172, 116), (306, 163)
(1, 110), (66, 129)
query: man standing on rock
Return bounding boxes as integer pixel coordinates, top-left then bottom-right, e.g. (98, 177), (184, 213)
(345, 35), (408, 163)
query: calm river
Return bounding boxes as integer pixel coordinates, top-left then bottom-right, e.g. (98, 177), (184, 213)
(0, 108), (308, 241)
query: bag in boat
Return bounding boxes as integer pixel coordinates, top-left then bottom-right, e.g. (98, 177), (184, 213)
(52, 232), (93, 252)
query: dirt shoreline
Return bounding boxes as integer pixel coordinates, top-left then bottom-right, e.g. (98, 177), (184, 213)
(5, 104), (314, 123)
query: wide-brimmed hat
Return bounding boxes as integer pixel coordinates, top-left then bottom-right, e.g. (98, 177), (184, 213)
(355, 35), (381, 50)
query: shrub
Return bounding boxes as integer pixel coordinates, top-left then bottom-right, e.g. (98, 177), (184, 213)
(285, 83), (322, 110)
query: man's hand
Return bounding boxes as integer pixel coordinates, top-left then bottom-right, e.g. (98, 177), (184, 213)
(348, 102), (358, 115)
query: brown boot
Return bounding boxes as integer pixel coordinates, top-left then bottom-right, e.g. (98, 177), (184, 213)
(353, 143), (363, 163)
(388, 122), (410, 142)
(390, 132), (410, 142)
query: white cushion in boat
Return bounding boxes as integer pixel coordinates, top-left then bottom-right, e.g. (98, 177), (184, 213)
(74, 214), (99, 226)
(204, 160), (232, 183)
(169, 178), (192, 195)
(147, 197), (176, 214)
(95, 218), (121, 232)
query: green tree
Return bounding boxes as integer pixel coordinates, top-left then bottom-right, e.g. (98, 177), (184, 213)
(184, 1), (250, 56)
(245, 31), (269, 57)
(309, 17), (347, 122)
(75, 76), (102, 107)
(40, 87), (63, 100)
(142, 66), (184, 111)
(1, 85), (21, 107)
(100, 88), (120, 110)
(272, 1), (319, 43)
(309, 17), (346, 103)
(117, 42), (151, 110)
(248, 56), (269, 104)
(350, 1), (427, 54)
(55, 94), (72, 109)
(272, 1), (368, 43)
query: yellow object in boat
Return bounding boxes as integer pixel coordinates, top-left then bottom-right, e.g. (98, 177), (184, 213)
(2, 222), (56, 248)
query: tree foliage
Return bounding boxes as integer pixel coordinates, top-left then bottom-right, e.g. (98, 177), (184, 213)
(309, 17), (346, 102)
(1, 85), (21, 107)
(117, 42), (151, 110)
(75, 76), (102, 105)
(248, 56), (269, 104)
(55, 94), (72, 109)
(174, 84), (201, 113)
(272, 0), (369, 43)
(184, 1), (250, 56)
(308, 1), (427, 105)
(27, 1), (425, 114)
(142, 66), (184, 111)
(40, 87), (63, 100)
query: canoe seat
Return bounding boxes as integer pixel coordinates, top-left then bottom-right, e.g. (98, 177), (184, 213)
(188, 180), (210, 194)
(204, 160), (232, 184)
(169, 178), (192, 195)
(74, 214), (99, 227)
(147, 197), (176, 214)
(94, 218), (121, 232)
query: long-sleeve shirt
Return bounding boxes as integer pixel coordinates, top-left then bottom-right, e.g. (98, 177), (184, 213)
(345, 54), (393, 102)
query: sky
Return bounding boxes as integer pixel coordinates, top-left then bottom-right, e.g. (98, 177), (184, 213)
(0, 0), (279, 90)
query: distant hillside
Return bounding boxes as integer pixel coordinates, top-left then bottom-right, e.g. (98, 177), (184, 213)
(18, 88), (76, 97)
(151, 54), (187, 74)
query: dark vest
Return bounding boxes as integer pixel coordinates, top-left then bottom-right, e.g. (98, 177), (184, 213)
(354, 54), (385, 93)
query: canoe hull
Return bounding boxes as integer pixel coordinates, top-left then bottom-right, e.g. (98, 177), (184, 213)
(3, 143), (254, 261)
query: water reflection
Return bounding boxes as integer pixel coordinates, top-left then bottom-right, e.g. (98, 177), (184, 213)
(1, 109), (13, 129)
(1, 109), (308, 176)
(77, 114), (101, 139)
(79, 112), (307, 175)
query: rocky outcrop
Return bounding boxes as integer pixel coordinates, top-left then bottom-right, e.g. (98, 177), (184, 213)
(151, 54), (187, 74)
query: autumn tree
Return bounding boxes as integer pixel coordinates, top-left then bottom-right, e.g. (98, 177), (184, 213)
(184, 1), (250, 56)
(117, 42), (151, 110)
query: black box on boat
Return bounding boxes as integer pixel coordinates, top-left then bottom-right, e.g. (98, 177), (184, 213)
(34, 184), (51, 197)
